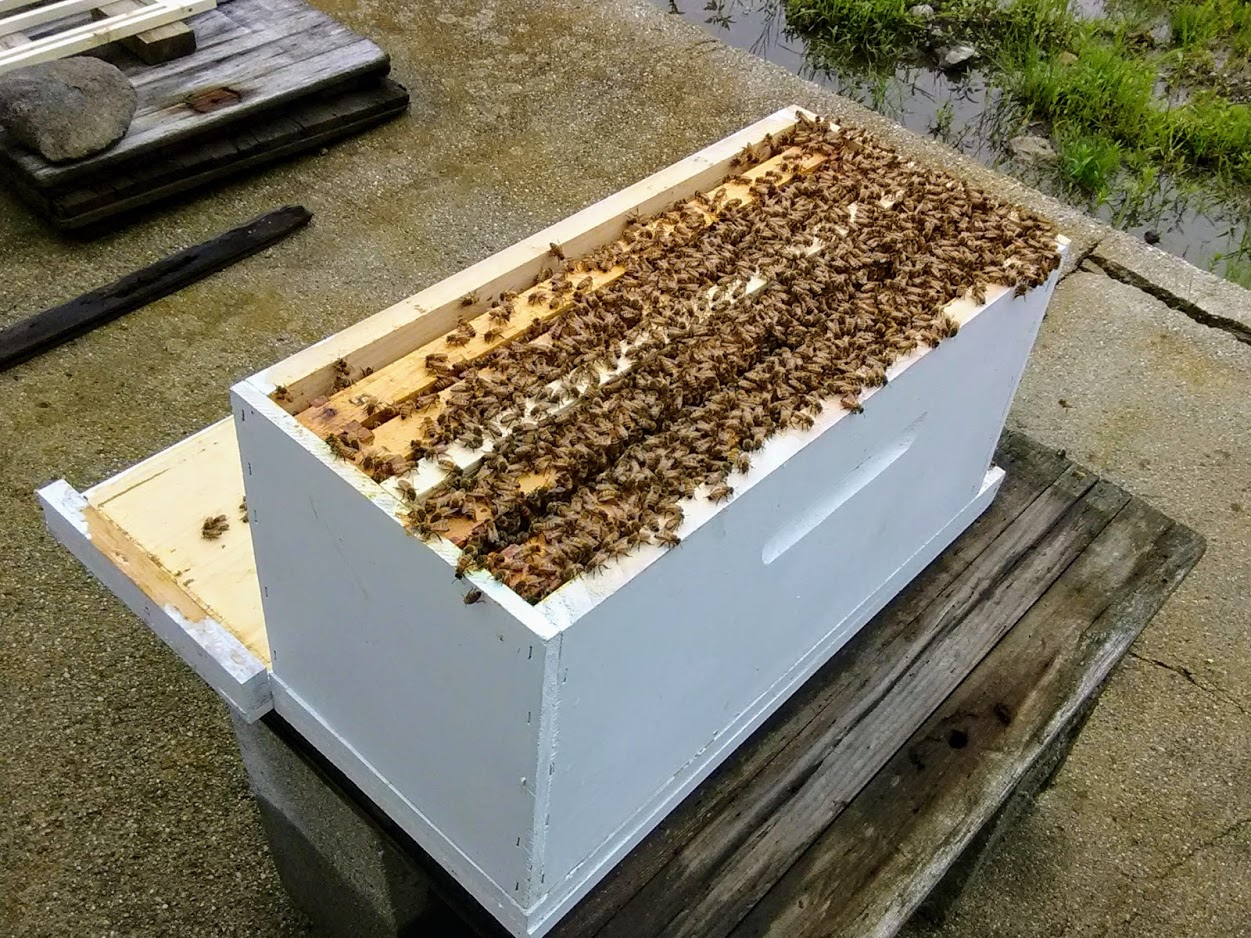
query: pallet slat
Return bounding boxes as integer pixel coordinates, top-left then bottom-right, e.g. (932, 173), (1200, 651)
(0, 0), (214, 74)
(726, 500), (1201, 938)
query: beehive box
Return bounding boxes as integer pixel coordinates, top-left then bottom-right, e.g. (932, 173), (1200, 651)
(41, 107), (1065, 937)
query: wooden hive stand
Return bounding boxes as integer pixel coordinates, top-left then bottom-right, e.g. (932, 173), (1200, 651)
(227, 432), (1204, 938)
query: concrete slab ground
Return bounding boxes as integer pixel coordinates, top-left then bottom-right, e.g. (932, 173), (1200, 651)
(0, 0), (1246, 935)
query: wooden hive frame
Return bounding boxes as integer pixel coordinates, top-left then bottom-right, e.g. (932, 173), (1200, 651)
(42, 105), (1068, 938)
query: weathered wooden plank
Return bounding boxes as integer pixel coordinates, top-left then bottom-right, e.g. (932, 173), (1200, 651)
(0, 206), (310, 369)
(0, 0), (390, 184)
(727, 501), (1203, 938)
(590, 473), (1128, 938)
(26, 80), (407, 230)
(552, 440), (1083, 938)
(92, 0), (196, 65)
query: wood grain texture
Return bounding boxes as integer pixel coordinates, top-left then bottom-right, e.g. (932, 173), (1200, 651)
(547, 435), (1201, 938)
(726, 500), (1203, 938)
(0, 0), (389, 184)
(0, 205), (310, 369)
(14, 79), (408, 230)
(87, 418), (267, 663)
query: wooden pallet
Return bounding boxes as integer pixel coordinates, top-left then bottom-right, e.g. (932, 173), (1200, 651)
(250, 431), (1202, 938)
(0, 0), (212, 74)
(0, 0), (406, 230)
(8, 78), (409, 230)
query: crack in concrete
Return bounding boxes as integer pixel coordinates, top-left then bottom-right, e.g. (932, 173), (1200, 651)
(1059, 236), (1103, 282)
(1109, 816), (1251, 937)
(1085, 255), (1251, 346)
(1128, 651), (1251, 717)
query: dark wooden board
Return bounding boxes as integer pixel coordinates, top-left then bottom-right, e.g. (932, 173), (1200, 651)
(0, 205), (311, 370)
(7, 78), (408, 231)
(727, 500), (1203, 938)
(547, 431), (1202, 938)
(0, 0), (391, 187)
(249, 432), (1203, 938)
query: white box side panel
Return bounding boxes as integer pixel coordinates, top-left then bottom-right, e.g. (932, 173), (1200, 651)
(527, 471), (1002, 935)
(231, 387), (550, 929)
(535, 280), (1055, 907)
(37, 480), (271, 721)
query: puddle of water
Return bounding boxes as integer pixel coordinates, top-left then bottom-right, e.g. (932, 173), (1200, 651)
(656, 0), (1251, 282)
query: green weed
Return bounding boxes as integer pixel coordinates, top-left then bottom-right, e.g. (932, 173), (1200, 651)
(1056, 129), (1123, 197)
(786, 0), (922, 59)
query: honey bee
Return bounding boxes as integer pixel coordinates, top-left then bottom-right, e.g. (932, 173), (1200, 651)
(326, 433), (357, 459)
(272, 385), (292, 403)
(461, 292), (479, 307)
(549, 242), (565, 261)
(201, 514), (229, 539)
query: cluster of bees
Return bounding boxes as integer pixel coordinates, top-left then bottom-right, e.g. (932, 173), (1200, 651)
(388, 116), (1060, 603)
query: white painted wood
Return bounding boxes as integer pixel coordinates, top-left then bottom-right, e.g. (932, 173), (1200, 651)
(231, 383), (557, 927)
(0, 0), (214, 75)
(232, 249), (1061, 935)
(37, 480), (271, 721)
(0, 0), (117, 38)
(253, 106), (813, 409)
(531, 274), (1056, 922)
(0, 0), (51, 15)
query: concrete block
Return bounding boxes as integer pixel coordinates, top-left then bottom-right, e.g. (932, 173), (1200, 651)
(230, 711), (432, 938)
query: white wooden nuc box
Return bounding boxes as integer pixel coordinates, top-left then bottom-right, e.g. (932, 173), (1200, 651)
(40, 107), (1064, 938)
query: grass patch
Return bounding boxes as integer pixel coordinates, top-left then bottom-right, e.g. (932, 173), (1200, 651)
(786, 0), (1251, 179)
(1055, 129), (1122, 198)
(786, 0), (923, 59)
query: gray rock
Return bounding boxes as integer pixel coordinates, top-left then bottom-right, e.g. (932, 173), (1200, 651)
(1008, 134), (1059, 164)
(938, 43), (978, 68)
(0, 57), (137, 162)
(908, 4), (935, 18)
